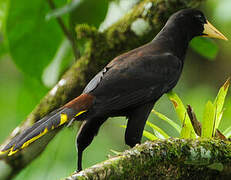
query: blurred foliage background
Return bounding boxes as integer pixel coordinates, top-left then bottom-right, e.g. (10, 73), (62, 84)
(0, 0), (230, 179)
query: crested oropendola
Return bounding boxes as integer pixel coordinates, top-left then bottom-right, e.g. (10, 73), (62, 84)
(0, 9), (228, 172)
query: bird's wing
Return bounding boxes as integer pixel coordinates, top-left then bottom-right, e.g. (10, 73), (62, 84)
(83, 68), (108, 94)
(84, 53), (182, 111)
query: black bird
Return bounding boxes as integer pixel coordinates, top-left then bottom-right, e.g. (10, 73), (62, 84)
(0, 9), (227, 171)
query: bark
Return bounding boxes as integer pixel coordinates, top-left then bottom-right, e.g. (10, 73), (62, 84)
(65, 139), (231, 180)
(0, 0), (205, 179)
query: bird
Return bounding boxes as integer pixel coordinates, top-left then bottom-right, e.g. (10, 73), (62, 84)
(0, 9), (227, 172)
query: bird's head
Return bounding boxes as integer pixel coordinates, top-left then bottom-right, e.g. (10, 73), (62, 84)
(168, 9), (228, 41)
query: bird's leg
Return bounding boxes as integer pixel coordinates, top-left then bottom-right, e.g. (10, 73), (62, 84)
(77, 148), (83, 172)
(125, 102), (154, 147)
(76, 117), (106, 172)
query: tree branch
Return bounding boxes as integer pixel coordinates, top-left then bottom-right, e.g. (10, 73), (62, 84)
(47, 0), (80, 59)
(66, 139), (231, 180)
(0, 0), (206, 179)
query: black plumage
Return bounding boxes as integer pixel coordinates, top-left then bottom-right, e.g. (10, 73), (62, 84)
(1, 9), (227, 172)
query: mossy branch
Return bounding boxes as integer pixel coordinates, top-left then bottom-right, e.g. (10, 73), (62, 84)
(66, 139), (231, 180)
(0, 0), (205, 179)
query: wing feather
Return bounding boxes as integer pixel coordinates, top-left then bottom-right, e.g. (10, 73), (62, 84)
(89, 53), (182, 112)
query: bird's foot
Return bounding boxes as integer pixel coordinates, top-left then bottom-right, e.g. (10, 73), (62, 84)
(75, 168), (82, 173)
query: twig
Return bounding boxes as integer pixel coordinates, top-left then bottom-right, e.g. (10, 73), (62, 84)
(47, 0), (80, 59)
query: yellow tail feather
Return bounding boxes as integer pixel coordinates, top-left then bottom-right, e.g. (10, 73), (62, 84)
(0, 149), (9, 155)
(8, 147), (19, 156)
(59, 113), (68, 126)
(75, 110), (87, 117)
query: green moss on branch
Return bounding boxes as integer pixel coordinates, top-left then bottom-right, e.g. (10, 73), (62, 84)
(66, 139), (231, 180)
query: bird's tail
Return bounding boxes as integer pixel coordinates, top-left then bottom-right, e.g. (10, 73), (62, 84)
(0, 94), (94, 156)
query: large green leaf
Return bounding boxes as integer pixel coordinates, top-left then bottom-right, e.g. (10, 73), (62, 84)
(201, 101), (216, 138)
(0, 0), (9, 56)
(223, 126), (231, 138)
(6, 0), (65, 79)
(213, 78), (230, 130)
(190, 37), (218, 60)
(142, 130), (158, 141)
(146, 121), (169, 139)
(152, 109), (181, 134)
(69, 0), (109, 28)
(180, 118), (189, 138)
(0, 0), (8, 31)
(42, 38), (73, 87)
(17, 76), (49, 118)
(167, 91), (196, 138)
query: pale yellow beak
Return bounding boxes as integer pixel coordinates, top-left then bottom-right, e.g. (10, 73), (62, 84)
(202, 20), (228, 41)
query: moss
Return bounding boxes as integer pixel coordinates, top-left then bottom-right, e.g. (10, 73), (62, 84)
(69, 139), (231, 179)
(76, 24), (98, 40)
(207, 163), (224, 172)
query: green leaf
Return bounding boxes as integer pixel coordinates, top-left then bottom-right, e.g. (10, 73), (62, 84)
(0, 0), (8, 31)
(213, 78), (230, 130)
(0, 0), (9, 57)
(146, 121), (169, 139)
(42, 38), (73, 87)
(69, 0), (109, 29)
(180, 117), (189, 138)
(201, 101), (216, 138)
(6, 0), (65, 79)
(110, 149), (122, 155)
(167, 91), (196, 138)
(16, 76), (49, 119)
(190, 37), (218, 60)
(152, 109), (181, 134)
(223, 126), (231, 138)
(142, 130), (158, 141)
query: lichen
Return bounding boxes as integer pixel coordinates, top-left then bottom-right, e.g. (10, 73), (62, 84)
(131, 18), (151, 36)
(142, 2), (153, 17)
